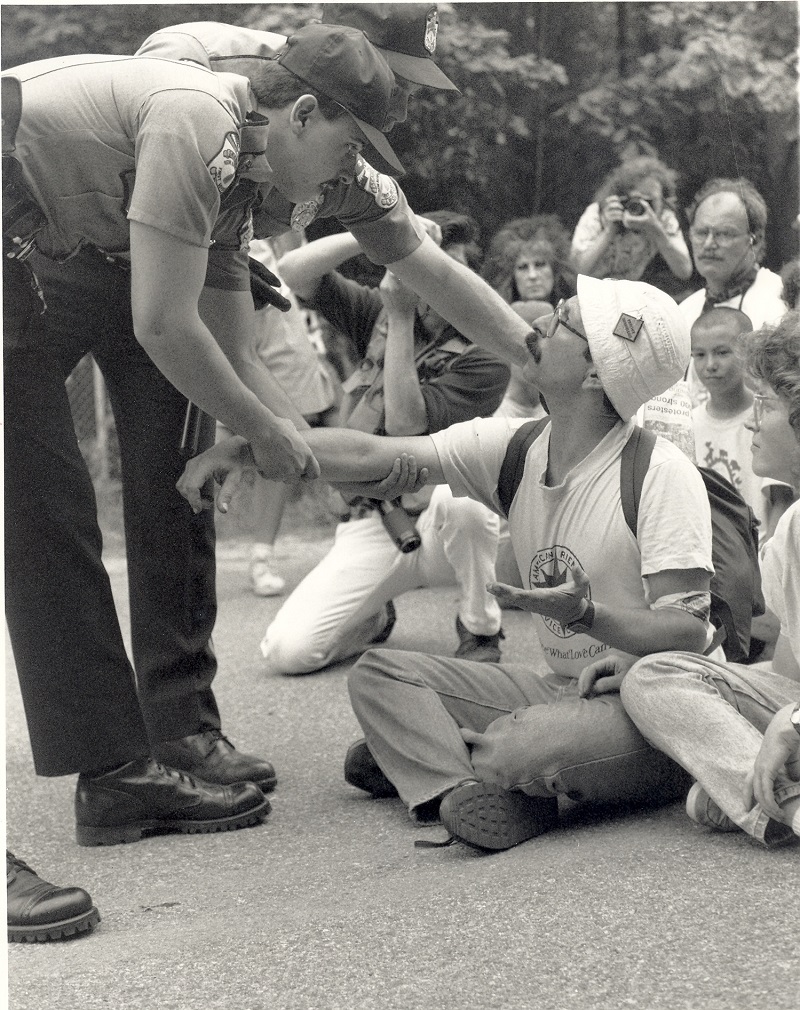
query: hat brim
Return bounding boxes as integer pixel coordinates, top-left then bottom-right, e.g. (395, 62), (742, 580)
(349, 113), (405, 176)
(378, 47), (459, 91)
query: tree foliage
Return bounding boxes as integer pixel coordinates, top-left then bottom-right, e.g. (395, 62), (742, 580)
(2, 2), (796, 268)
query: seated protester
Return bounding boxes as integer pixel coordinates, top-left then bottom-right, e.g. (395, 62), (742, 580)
(261, 212), (511, 673)
(690, 307), (794, 543)
(622, 311), (800, 848)
(680, 177), (786, 407)
(178, 277), (714, 851)
(570, 156), (692, 297)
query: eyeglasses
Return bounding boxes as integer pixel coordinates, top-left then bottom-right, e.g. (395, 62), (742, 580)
(534, 299), (588, 343)
(689, 226), (750, 247)
(752, 392), (781, 428)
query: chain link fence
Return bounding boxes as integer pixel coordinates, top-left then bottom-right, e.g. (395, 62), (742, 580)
(66, 355), (118, 487)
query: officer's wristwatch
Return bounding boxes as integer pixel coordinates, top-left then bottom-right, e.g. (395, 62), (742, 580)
(790, 702), (800, 737)
(565, 599), (595, 635)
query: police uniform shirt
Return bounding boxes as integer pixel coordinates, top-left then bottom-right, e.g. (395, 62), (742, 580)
(136, 23), (425, 266)
(5, 55), (256, 289)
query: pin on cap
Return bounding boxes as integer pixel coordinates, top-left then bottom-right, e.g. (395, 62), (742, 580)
(613, 313), (644, 342)
(321, 4), (459, 91)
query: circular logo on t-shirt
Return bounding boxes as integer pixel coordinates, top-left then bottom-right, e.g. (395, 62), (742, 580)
(528, 544), (586, 638)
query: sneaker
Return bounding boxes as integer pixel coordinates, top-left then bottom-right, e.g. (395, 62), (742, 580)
(369, 600), (397, 645)
(438, 780), (558, 852)
(344, 739), (397, 798)
(454, 616), (504, 663)
(250, 544), (286, 597)
(686, 782), (797, 848)
(685, 782), (739, 832)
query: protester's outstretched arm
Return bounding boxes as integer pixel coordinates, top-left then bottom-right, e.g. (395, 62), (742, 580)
(177, 429), (445, 514)
(130, 222), (318, 480)
(387, 234), (529, 369)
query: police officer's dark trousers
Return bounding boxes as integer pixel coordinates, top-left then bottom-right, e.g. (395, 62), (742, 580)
(4, 248), (220, 776)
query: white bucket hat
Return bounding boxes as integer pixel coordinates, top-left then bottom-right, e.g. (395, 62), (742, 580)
(576, 275), (690, 420)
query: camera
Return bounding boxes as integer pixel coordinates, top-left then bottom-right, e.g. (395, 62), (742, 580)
(621, 197), (650, 217)
(377, 498), (421, 553)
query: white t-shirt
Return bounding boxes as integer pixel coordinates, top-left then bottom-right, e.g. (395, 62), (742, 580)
(692, 403), (774, 531)
(760, 501), (800, 665)
(431, 417), (713, 678)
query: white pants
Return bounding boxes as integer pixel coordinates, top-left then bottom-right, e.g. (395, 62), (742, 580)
(261, 485), (501, 675)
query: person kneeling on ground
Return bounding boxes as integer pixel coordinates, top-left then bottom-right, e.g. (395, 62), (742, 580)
(259, 212), (510, 674)
(178, 276), (713, 853)
(621, 310), (800, 849)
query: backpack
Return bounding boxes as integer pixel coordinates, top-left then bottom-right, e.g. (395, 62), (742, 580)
(496, 418), (765, 662)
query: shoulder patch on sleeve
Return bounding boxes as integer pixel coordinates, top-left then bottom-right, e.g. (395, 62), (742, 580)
(355, 158), (399, 209)
(208, 132), (240, 194)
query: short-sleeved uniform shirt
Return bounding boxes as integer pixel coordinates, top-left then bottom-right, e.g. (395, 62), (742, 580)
(430, 417), (713, 678)
(136, 23), (425, 265)
(300, 272), (510, 433)
(5, 54), (257, 290)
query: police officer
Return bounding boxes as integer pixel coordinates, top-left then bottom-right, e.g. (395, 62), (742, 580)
(2, 26), (402, 845)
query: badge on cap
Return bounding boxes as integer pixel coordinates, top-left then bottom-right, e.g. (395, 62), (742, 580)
(613, 313), (644, 342)
(425, 9), (438, 54)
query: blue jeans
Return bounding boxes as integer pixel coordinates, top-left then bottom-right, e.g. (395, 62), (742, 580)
(621, 654), (800, 842)
(348, 648), (688, 819)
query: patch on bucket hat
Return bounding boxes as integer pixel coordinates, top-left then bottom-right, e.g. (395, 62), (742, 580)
(613, 313), (644, 342)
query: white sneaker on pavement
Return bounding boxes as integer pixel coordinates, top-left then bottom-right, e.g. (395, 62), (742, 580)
(249, 544), (286, 597)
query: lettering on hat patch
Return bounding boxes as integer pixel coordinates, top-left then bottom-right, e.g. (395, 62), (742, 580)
(425, 9), (438, 54)
(613, 312), (644, 342)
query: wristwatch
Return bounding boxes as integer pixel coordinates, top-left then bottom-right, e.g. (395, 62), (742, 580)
(790, 702), (800, 737)
(565, 599), (595, 635)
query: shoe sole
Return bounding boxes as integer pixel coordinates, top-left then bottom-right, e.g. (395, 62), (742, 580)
(8, 907), (100, 942)
(75, 796), (271, 846)
(440, 782), (558, 852)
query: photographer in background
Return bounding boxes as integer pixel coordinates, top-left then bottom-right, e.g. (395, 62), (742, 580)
(259, 212), (511, 676)
(571, 155), (693, 297)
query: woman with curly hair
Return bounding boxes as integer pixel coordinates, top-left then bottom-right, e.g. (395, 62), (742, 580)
(571, 155), (692, 293)
(483, 214), (575, 307)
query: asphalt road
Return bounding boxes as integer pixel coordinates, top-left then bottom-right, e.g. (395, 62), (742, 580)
(5, 531), (799, 1010)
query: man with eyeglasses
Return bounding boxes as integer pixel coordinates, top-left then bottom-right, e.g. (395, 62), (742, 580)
(177, 277), (715, 853)
(679, 177), (785, 406)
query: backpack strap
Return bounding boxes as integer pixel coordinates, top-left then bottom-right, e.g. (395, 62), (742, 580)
(619, 425), (657, 536)
(497, 417), (550, 519)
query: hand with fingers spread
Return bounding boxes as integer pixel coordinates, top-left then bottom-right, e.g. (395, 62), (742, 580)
(743, 703), (800, 822)
(487, 563), (592, 629)
(577, 656), (634, 699)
